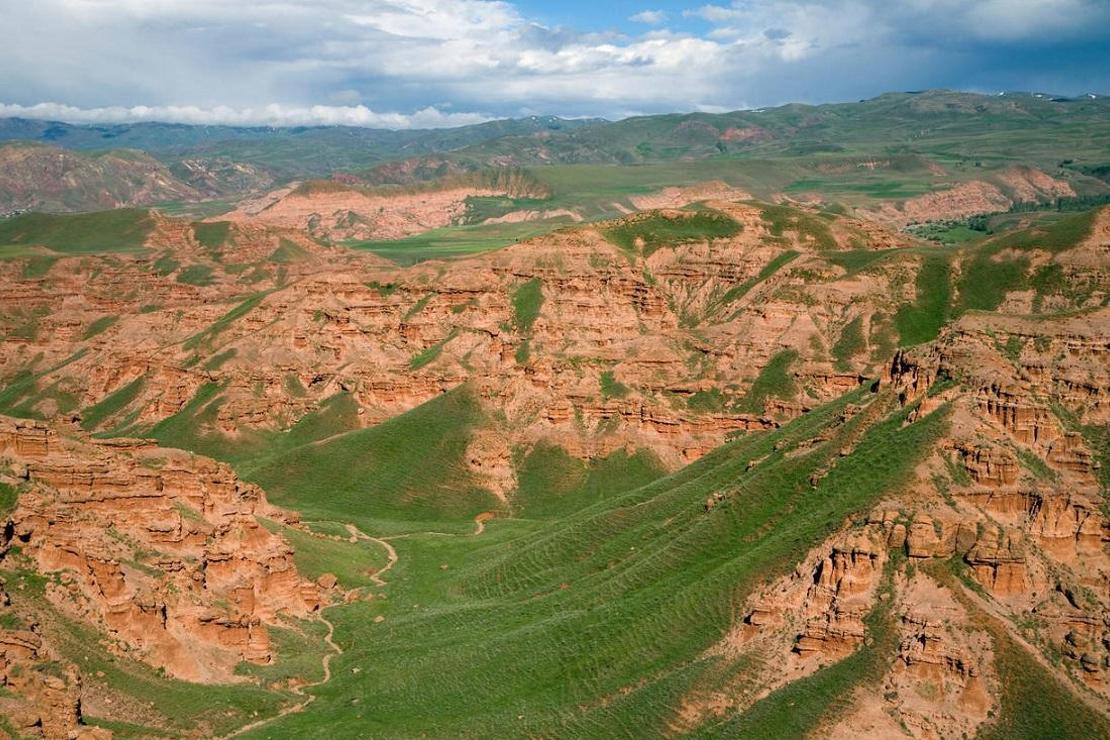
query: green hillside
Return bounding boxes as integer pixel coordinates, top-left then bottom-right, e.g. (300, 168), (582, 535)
(231, 385), (958, 737)
(0, 209), (154, 254)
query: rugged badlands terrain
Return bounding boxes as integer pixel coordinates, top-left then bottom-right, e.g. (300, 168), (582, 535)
(0, 180), (1107, 736)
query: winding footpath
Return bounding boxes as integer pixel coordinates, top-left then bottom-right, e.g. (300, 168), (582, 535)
(223, 514), (489, 737)
(345, 523), (398, 587)
(221, 614), (341, 739)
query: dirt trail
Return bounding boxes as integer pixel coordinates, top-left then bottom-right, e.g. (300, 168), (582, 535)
(223, 522), (394, 738)
(225, 515), (489, 736)
(473, 511), (495, 535)
(221, 613), (340, 739)
(345, 523), (398, 587)
(385, 513), (495, 541)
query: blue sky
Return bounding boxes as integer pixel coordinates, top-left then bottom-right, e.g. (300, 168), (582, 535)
(515, 1), (705, 33)
(1, 0), (1108, 127)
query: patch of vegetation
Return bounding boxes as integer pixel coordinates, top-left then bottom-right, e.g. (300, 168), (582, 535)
(80, 376), (145, 431)
(409, 332), (457, 370)
(511, 278), (544, 332)
(688, 388), (726, 412)
(757, 203), (837, 250)
(145, 381), (224, 450)
(192, 221), (231, 256)
(990, 209), (1097, 254)
(736, 349), (798, 413)
(240, 387), (498, 526)
(956, 252), (1028, 314)
(367, 281), (399, 297)
(1030, 263), (1065, 305)
(5, 306), (49, 342)
(0, 351), (87, 419)
(894, 253), (951, 346)
(461, 195), (552, 224)
(822, 248), (894, 274)
(82, 315), (119, 340)
(20, 255), (57, 279)
(0, 209), (154, 254)
(514, 339), (531, 365)
(234, 619), (331, 688)
(182, 291), (271, 351)
(1014, 447), (1058, 483)
(715, 250), (799, 310)
(604, 210), (741, 257)
(512, 443), (665, 519)
(176, 264), (215, 286)
(270, 237), (309, 263)
(403, 294), (433, 321)
(152, 252), (179, 276)
(600, 370), (630, 399)
(348, 220), (565, 266)
(906, 219), (989, 246)
(203, 348), (237, 371)
(831, 316), (866, 370)
(258, 519), (389, 588)
(82, 716), (172, 738)
(254, 388), (948, 736)
(0, 482), (19, 519)
(284, 373), (307, 397)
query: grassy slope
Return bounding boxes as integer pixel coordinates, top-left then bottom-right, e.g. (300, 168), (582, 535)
(243, 388), (949, 737)
(512, 443), (665, 519)
(347, 220), (568, 265)
(604, 210), (742, 257)
(0, 209), (154, 253)
(239, 387), (498, 528)
(258, 519), (390, 589)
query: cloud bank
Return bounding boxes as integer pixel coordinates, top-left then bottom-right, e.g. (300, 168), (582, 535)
(1, 0), (1107, 127)
(0, 102), (489, 129)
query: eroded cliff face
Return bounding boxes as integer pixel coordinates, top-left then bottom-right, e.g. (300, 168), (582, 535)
(0, 572), (99, 739)
(5, 206), (1107, 506)
(887, 310), (1110, 691)
(0, 203), (935, 499)
(223, 173), (553, 242)
(1, 198), (1107, 733)
(863, 168), (1076, 227)
(0, 416), (320, 688)
(669, 306), (1110, 733)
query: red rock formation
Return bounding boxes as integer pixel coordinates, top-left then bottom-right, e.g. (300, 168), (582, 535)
(0, 416), (320, 684)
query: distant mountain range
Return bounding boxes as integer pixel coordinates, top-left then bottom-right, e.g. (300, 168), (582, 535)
(1, 90), (1107, 214)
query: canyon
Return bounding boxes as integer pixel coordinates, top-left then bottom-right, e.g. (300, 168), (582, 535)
(0, 94), (1107, 735)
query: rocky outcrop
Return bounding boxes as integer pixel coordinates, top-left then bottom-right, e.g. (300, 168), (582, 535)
(0, 142), (199, 214)
(793, 538), (883, 656)
(997, 166), (1075, 203)
(628, 181), (751, 210)
(225, 180), (518, 241)
(866, 180), (1013, 227)
(0, 580), (96, 739)
(965, 527), (1029, 595)
(719, 528), (888, 663)
(0, 416), (319, 683)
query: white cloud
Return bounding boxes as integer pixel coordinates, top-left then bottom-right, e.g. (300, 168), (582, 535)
(630, 10), (668, 25)
(688, 0), (1105, 46)
(0, 102), (490, 129)
(0, 0), (1105, 125)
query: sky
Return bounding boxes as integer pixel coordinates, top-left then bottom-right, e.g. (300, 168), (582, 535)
(1, 0), (1108, 128)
